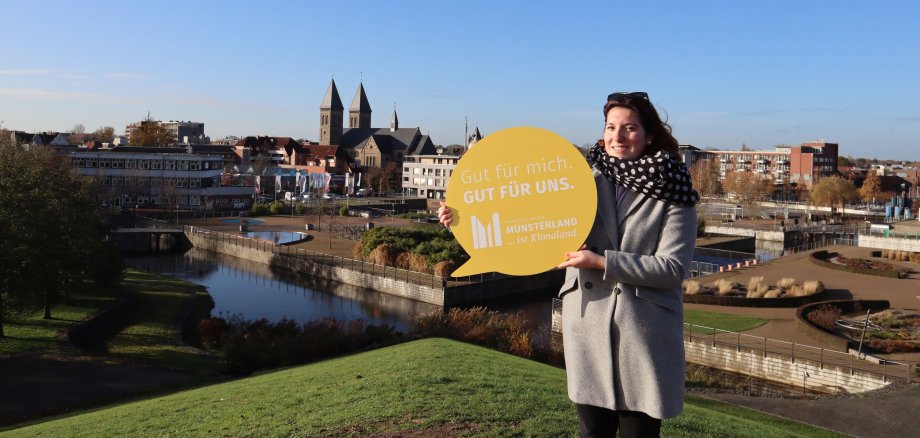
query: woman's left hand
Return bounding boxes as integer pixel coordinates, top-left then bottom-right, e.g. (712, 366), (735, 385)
(556, 244), (605, 270)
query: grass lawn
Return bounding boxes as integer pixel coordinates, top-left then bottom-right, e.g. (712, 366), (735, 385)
(106, 269), (221, 374)
(685, 309), (768, 332)
(0, 288), (118, 355)
(1, 269), (219, 375)
(3, 338), (844, 437)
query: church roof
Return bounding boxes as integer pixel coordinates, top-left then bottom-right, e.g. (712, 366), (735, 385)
(349, 82), (371, 113)
(320, 79), (344, 110)
(341, 127), (436, 156)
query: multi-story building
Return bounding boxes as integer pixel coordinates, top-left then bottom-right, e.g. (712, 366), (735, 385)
(125, 120), (206, 144)
(68, 147), (252, 210)
(402, 149), (462, 199)
(686, 141), (839, 189)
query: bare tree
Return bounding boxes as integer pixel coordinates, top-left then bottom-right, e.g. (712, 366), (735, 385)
(690, 158), (722, 197)
(722, 171), (771, 207)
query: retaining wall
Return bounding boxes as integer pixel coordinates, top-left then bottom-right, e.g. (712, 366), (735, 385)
(185, 227), (559, 307)
(187, 231), (447, 305)
(685, 338), (891, 394)
(858, 235), (920, 252)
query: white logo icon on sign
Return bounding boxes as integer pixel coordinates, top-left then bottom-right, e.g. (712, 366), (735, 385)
(471, 213), (502, 249)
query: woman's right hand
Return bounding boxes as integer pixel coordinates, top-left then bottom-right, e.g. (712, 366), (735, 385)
(437, 202), (453, 228)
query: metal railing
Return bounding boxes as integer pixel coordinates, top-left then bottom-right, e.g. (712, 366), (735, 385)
(684, 323), (917, 392)
(693, 247), (755, 262)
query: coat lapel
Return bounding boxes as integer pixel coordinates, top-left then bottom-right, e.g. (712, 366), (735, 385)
(618, 189), (647, 230)
(593, 171), (620, 250)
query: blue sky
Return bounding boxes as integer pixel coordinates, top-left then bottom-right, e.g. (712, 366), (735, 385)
(2, 0), (918, 160)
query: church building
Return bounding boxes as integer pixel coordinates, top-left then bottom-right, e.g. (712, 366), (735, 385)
(318, 79), (436, 169)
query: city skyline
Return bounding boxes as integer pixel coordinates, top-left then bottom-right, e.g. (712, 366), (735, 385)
(2, 0), (918, 160)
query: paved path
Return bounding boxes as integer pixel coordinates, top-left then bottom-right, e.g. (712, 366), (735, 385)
(0, 351), (199, 427)
(699, 384), (920, 438)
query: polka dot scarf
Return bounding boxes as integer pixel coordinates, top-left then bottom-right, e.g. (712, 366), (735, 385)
(588, 143), (699, 207)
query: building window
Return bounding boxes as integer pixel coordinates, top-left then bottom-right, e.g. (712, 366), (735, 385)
(139, 160), (149, 169)
(190, 161), (201, 170)
(125, 159), (136, 169)
(165, 161), (176, 170)
(177, 161), (189, 170)
(151, 160), (162, 170)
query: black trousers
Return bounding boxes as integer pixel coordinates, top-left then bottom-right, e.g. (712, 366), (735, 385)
(576, 404), (661, 438)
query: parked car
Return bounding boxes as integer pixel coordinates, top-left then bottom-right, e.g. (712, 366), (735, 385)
(302, 193), (316, 200)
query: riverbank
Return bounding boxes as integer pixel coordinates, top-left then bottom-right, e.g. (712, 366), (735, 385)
(0, 270), (221, 426)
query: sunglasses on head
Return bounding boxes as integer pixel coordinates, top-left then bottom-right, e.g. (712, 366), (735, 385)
(607, 92), (649, 101)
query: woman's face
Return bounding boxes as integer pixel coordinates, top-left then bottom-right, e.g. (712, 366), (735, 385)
(603, 106), (649, 160)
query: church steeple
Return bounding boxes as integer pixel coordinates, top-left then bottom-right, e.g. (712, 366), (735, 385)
(390, 106), (399, 132)
(349, 82), (372, 129)
(320, 78), (344, 145)
(468, 126), (483, 148)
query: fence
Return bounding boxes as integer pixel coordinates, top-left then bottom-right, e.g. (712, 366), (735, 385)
(684, 323), (917, 394)
(550, 302), (916, 394)
(693, 247), (755, 262)
(184, 225), (447, 289)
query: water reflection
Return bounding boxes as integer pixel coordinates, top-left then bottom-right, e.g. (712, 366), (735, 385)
(125, 247), (439, 331)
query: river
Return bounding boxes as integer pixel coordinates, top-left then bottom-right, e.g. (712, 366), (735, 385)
(124, 247), (556, 335)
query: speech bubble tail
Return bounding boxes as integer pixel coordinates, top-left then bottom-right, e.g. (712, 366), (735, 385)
(449, 260), (489, 278)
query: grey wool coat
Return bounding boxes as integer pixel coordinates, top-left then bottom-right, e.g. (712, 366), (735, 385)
(560, 168), (696, 419)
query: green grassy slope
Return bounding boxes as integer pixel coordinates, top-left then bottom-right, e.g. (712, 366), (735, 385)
(4, 338), (842, 437)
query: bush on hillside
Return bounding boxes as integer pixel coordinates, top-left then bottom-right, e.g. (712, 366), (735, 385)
(198, 315), (401, 376)
(414, 307), (535, 359)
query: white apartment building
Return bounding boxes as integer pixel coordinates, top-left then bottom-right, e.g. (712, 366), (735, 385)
(402, 153), (461, 199)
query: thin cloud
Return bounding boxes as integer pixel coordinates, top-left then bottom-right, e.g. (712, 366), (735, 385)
(0, 88), (97, 99)
(0, 68), (56, 76)
(801, 107), (850, 114)
(105, 72), (146, 80)
(898, 116), (920, 122)
(735, 109), (778, 117)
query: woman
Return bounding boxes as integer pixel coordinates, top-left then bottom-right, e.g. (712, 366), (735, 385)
(554, 92), (698, 437)
(438, 92), (697, 437)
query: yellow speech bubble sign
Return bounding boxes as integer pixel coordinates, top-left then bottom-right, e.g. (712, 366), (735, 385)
(447, 127), (597, 277)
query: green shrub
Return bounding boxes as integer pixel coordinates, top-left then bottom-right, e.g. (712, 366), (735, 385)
(270, 201), (284, 215)
(697, 215), (706, 237)
(251, 203), (269, 216)
(339, 205), (348, 216)
(294, 202), (305, 214)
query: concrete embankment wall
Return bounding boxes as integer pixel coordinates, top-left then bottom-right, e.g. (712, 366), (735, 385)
(185, 227), (557, 307)
(858, 235), (920, 252)
(185, 229), (447, 305)
(704, 226), (786, 243)
(685, 339), (891, 394)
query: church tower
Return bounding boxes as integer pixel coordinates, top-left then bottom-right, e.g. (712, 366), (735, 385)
(320, 78), (344, 145)
(349, 82), (372, 129)
(390, 107), (399, 132)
